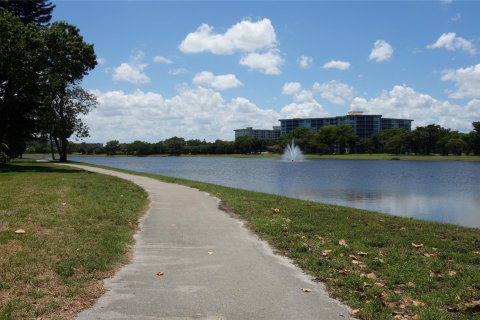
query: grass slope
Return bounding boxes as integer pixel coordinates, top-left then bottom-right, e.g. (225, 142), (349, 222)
(79, 162), (480, 320)
(0, 160), (148, 319)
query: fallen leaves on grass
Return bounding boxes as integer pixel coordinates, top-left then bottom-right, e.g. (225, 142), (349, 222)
(156, 272), (165, 276)
(366, 272), (377, 279)
(357, 251), (368, 256)
(339, 239), (347, 247)
(411, 243), (423, 249)
(272, 208), (280, 213)
(465, 300), (480, 312)
(15, 229), (26, 234)
(302, 288), (312, 292)
(423, 252), (437, 258)
(337, 269), (351, 276)
(448, 270), (457, 277)
(322, 249), (332, 256)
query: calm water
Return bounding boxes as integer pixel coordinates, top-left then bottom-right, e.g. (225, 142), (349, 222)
(69, 156), (480, 228)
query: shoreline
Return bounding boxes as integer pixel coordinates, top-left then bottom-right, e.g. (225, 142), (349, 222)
(24, 152), (480, 162)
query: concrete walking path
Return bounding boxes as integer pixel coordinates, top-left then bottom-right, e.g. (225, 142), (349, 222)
(65, 164), (353, 320)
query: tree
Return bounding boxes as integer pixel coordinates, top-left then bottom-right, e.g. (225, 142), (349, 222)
(165, 137), (185, 155)
(281, 128), (315, 152)
(314, 126), (337, 154)
(1, 9), (97, 162)
(468, 122), (480, 155)
(104, 140), (120, 155)
(0, 0), (55, 26)
(409, 124), (449, 155)
(377, 128), (410, 154)
(0, 11), (46, 158)
(445, 139), (467, 156)
(41, 21), (97, 161)
(335, 125), (357, 154)
(46, 85), (97, 162)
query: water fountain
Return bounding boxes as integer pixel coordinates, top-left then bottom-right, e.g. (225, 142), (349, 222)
(282, 139), (304, 162)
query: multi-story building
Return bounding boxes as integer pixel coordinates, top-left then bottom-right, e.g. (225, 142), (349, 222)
(279, 112), (413, 138)
(234, 126), (281, 140)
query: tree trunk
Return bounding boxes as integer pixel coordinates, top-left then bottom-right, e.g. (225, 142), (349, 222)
(53, 137), (64, 162)
(49, 135), (56, 160)
(59, 137), (68, 162)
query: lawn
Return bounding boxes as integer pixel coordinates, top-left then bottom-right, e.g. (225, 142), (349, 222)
(0, 160), (148, 319)
(79, 163), (480, 320)
(2, 159), (480, 319)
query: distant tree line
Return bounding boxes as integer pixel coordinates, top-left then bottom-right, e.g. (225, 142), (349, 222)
(0, 0), (97, 163)
(25, 122), (480, 157)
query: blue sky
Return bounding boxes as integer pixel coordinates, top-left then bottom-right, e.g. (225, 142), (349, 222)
(53, 1), (480, 143)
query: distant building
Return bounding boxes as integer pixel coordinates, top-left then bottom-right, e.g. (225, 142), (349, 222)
(279, 112), (413, 138)
(234, 126), (281, 140)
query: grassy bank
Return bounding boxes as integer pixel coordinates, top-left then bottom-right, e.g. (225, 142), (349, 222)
(0, 160), (148, 319)
(305, 154), (480, 161)
(76, 162), (480, 320)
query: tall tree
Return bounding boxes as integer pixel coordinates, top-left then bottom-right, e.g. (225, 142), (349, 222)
(0, 0), (55, 25)
(46, 85), (97, 162)
(42, 21), (97, 161)
(0, 11), (46, 158)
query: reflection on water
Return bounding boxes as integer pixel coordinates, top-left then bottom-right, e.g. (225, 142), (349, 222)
(68, 156), (480, 228)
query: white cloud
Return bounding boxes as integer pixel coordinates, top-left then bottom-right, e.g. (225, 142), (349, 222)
(349, 85), (480, 131)
(441, 64), (480, 99)
(451, 13), (461, 22)
(153, 55), (173, 64)
(169, 68), (188, 75)
(312, 80), (356, 105)
(280, 100), (327, 119)
(179, 19), (277, 54)
(323, 60), (351, 71)
(280, 82), (328, 118)
(192, 71), (243, 90)
(112, 52), (150, 84)
(97, 57), (107, 65)
(369, 40), (393, 62)
(427, 32), (476, 55)
(298, 55), (313, 69)
(282, 82), (302, 95)
(239, 49), (284, 75)
(86, 87), (282, 142)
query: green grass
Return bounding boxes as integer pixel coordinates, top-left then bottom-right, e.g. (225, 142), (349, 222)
(0, 160), (148, 319)
(74, 162), (480, 320)
(304, 154), (480, 161)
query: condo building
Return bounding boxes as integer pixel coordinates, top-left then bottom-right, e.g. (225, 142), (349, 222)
(234, 126), (281, 140)
(234, 112), (413, 140)
(279, 112), (413, 138)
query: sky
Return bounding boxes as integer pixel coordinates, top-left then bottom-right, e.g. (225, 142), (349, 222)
(53, 0), (480, 143)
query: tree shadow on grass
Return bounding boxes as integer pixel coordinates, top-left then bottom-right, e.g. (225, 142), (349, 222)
(0, 162), (80, 174)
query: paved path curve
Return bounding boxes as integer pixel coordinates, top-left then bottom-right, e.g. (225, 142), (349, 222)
(66, 164), (353, 320)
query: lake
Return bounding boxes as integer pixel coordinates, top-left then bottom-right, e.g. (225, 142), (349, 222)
(69, 156), (480, 229)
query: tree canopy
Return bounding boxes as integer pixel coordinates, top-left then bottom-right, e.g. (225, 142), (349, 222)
(0, 0), (55, 25)
(0, 4), (97, 162)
